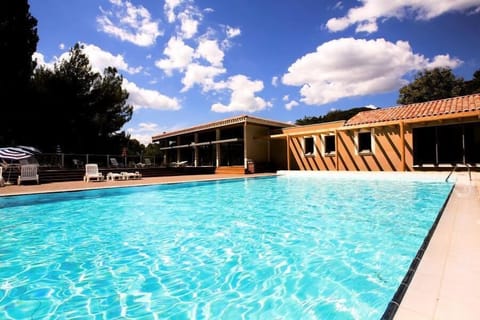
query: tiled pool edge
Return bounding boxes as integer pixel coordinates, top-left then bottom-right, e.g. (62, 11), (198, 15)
(380, 183), (455, 320)
(394, 173), (480, 320)
(2, 171), (478, 319)
(0, 173), (276, 198)
(277, 170), (457, 319)
(276, 170), (454, 182)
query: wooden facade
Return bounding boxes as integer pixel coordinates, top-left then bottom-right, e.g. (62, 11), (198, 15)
(151, 94), (480, 172)
(151, 115), (292, 170)
(271, 94), (480, 172)
(275, 123), (415, 171)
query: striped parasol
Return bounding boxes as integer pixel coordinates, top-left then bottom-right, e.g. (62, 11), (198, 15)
(16, 145), (42, 154)
(0, 147), (34, 160)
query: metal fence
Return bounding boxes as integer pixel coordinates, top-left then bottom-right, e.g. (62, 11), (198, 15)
(32, 153), (162, 169)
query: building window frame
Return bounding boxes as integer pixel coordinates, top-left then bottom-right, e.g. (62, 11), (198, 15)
(303, 136), (315, 156)
(322, 134), (336, 156)
(356, 129), (374, 155)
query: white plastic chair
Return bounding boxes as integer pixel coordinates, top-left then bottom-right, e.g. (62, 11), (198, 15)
(17, 164), (39, 185)
(83, 164), (105, 182)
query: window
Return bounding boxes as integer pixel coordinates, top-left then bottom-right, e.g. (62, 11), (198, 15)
(304, 136), (314, 155)
(358, 131), (372, 154)
(324, 135), (336, 155)
(413, 122), (480, 165)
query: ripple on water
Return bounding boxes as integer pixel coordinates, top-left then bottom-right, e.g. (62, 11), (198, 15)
(0, 176), (453, 319)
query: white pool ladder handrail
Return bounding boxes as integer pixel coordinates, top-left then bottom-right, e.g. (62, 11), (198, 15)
(445, 163), (472, 182)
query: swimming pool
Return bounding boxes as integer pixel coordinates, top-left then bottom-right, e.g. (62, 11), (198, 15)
(0, 173), (453, 319)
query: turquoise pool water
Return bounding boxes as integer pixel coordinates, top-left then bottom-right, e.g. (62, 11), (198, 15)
(0, 175), (453, 319)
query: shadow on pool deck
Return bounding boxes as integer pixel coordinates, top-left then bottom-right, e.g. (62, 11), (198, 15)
(1, 171), (479, 319)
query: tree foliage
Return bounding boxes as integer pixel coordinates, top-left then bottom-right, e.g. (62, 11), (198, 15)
(295, 107), (374, 125)
(464, 70), (480, 94)
(397, 68), (466, 105)
(0, 4), (136, 153)
(0, 0), (38, 145)
(29, 43), (134, 153)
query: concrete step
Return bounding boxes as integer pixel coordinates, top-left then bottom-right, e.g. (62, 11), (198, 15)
(215, 166), (246, 174)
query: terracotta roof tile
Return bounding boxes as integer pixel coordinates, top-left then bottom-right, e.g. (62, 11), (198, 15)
(345, 94), (480, 126)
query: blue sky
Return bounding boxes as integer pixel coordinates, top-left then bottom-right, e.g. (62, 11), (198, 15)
(29, 0), (480, 145)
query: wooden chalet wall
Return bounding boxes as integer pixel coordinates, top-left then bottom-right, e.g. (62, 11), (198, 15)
(286, 124), (414, 171)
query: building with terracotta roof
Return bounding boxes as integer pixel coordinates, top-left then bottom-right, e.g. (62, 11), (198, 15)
(151, 115), (293, 173)
(271, 94), (480, 171)
(152, 94), (480, 173)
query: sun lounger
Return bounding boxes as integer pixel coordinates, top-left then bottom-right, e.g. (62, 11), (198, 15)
(136, 158), (152, 168)
(106, 172), (123, 181)
(17, 164), (39, 185)
(170, 160), (188, 167)
(120, 171), (142, 180)
(84, 164), (105, 182)
(110, 157), (125, 168)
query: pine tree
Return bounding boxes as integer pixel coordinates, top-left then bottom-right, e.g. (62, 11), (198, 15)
(0, 0), (38, 145)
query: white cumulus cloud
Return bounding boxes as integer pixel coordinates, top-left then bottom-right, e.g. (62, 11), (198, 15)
(178, 7), (201, 39)
(164, 0), (183, 23)
(272, 76), (279, 87)
(226, 26), (241, 38)
(181, 63), (226, 92)
(211, 75), (270, 113)
(196, 39), (224, 66)
(426, 54), (463, 69)
(285, 100), (299, 110)
(326, 0), (480, 33)
(122, 78), (181, 111)
(82, 43), (142, 74)
(34, 43), (143, 76)
(97, 0), (162, 46)
(126, 122), (160, 145)
(154, 0), (267, 115)
(155, 37), (195, 75)
(282, 37), (462, 105)
(32, 52), (52, 69)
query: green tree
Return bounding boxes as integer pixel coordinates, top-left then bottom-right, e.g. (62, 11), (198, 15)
(0, 0), (38, 145)
(89, 67), (133, 150)
(464, 70), (480, 94)
(31, 43), (133, 153)
(397, 68), (465, 105)
(295, 107), (374, 125)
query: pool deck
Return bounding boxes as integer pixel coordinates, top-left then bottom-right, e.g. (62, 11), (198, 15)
(394, 170), (480, 320)
(1, 171), (479, 319)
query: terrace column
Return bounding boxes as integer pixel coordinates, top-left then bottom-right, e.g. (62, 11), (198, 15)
(176, 136), (181, 162)
(335, 129), (339, 171)
(287, 135), (291, 170)
(194, 133), (199, 167)
(243, 122), (248, 169)
(400, 121), (405, 171)
(216, 129), (221, 167)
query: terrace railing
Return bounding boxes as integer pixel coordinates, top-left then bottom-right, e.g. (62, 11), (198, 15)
(31, 153), (163, 169)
